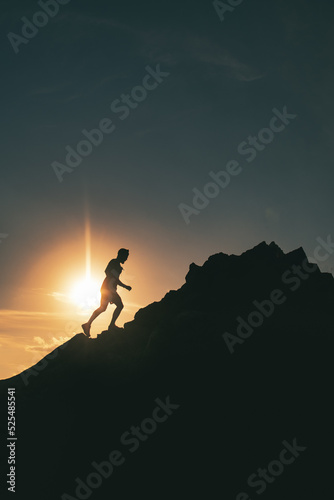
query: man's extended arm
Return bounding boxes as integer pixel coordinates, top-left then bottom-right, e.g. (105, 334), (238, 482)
(105, 261), (132, 291)
(115, 277), (132, 291)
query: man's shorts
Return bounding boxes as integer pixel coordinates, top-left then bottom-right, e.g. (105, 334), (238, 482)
(101, 289), (120, 304)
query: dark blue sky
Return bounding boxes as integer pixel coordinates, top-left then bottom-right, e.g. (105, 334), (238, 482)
(1, 0), (334, 318)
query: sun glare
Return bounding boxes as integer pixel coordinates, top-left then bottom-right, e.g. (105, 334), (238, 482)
(68, 209), (102, 311)
(69, 277), (100, 311)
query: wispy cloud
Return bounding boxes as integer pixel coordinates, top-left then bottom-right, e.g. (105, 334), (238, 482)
(0, 309), (74, 336)
(184, 36), (265, 82)
(0, 309), (58, 317)
(139, 31), (264, 82)
(47, 292), (68, 303)
(25, 335), (71, 353)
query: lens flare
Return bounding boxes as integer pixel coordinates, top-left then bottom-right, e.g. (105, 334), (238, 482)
(69, 199), (101, 311)
(69, 278), (100, 311)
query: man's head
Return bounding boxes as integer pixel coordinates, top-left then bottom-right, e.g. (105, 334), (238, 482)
(117, 248), (129, 263)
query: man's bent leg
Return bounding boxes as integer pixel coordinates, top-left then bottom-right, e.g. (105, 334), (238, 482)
(108, 293), (124, 330)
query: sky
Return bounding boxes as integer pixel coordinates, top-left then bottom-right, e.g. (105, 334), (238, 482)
(1, 0), (334, 379)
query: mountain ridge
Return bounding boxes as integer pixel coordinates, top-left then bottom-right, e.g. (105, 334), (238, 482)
(0, 241), (333, 499)
(2, 239), (323, 384)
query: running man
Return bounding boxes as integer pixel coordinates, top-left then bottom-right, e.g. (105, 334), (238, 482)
(82, 248), (132, 337)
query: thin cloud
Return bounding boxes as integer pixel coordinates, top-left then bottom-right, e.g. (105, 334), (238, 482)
(185, 36), (265, 82)
(0, 309), (73, 335)
(0, 309), (55, 317)
(25, 335), (71, 353)
(139, 31), (264, 81)
(48, 292), (68, 304)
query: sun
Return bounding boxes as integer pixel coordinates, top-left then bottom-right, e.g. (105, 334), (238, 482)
(69, 277), (101, 311)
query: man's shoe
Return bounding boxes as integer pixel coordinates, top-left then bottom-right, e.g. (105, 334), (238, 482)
(82, 323), (91, 337)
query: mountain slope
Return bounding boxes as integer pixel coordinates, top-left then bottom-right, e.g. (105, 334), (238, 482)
(0, 241), (333, 500)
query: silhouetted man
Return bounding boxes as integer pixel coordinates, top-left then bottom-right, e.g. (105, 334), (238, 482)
(82, 248), (132, 337)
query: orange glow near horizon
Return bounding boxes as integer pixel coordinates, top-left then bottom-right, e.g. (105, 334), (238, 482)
(0, 211), (198, 380)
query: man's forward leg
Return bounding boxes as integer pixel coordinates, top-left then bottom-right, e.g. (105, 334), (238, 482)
(82, 296), (109, 336)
